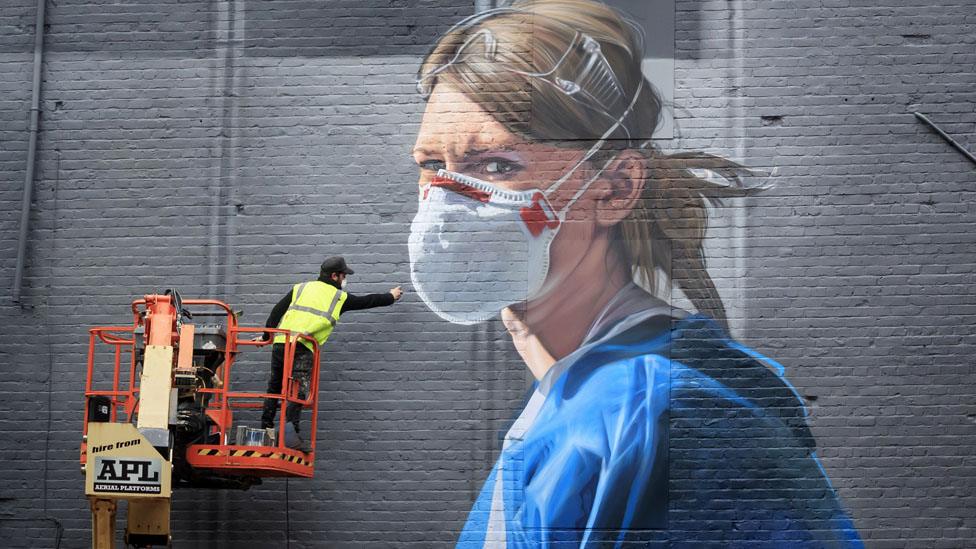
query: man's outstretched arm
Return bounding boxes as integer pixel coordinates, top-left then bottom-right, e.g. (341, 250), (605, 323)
(341, 286), (402, 313)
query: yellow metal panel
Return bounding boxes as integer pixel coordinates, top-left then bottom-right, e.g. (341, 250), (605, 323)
(85, 423), (171, 499)
(137, 345), (173, 431)
(89, 498), (117, 549)
(127, 498), (170, 538)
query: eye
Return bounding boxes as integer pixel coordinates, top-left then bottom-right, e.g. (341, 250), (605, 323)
(482, 158), (521, 176)
(417, 159), (445, 172)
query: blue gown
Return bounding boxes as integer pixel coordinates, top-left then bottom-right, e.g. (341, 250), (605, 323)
(458, 312), (863, 548)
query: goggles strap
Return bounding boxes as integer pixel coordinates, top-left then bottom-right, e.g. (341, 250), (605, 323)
(544, 77), (645, 220)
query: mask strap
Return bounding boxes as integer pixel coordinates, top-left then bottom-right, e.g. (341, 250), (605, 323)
(543, 77), (644, 220)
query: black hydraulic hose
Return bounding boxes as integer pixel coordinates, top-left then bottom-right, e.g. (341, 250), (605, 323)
(13, 0), (47, 304)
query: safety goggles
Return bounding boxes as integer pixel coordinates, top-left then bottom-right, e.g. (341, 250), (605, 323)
(417, 7), (644, 138)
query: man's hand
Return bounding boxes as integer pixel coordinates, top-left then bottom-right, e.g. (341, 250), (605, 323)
(390, 286), (404, 301)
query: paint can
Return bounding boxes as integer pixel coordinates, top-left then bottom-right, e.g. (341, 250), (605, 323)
(235, 426), (271, 446)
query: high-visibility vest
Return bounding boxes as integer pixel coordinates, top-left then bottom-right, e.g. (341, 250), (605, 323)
(273, 281), (347, 351)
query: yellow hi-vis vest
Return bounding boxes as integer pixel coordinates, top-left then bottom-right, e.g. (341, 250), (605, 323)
(273, 281), (347, 351)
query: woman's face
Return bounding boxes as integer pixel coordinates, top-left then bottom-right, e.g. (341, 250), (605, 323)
(412, 83), (614, 300)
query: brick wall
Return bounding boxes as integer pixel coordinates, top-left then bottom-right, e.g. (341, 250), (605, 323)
(1, 0), (974, 547)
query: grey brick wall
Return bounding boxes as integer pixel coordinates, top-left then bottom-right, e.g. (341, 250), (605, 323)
(1, 0), (974, 547)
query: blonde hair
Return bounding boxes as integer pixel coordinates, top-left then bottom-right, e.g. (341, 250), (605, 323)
(419, 0), (757, 330)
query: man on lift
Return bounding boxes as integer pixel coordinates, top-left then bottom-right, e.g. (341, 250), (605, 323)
(262, 256), (403, 451)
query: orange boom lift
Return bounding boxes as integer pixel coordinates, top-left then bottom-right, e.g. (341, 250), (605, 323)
(80, 291), (320, 548)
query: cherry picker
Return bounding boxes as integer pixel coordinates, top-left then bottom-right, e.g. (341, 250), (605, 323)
(80, 291), (320, 547)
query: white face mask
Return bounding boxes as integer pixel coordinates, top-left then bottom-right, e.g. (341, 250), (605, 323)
(408, 162), (611, 325)
(409, 79), (642, 325)
(340, 278), (348, 290)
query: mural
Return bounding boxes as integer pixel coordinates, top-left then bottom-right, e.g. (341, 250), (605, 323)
(408, 1), (864, 546)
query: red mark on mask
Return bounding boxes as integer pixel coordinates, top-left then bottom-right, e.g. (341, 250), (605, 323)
(520, 193), (560, 237)
(430, 175), (491, 203)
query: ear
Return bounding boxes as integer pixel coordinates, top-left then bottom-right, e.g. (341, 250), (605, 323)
(330, 272), (340, 282)
(594, 150), (646, 228)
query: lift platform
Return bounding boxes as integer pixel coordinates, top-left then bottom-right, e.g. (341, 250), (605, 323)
(80, 292), (321, 547)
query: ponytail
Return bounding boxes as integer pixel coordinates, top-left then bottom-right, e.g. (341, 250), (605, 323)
(616, 149), (766, 332)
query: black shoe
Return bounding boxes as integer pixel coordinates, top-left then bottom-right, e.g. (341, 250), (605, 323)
(284, 423), (311, 453)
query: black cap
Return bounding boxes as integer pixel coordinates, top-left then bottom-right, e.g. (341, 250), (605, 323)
(320, 256), (354, 276)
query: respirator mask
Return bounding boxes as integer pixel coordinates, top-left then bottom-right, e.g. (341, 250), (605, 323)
(409, 10), (644, 324)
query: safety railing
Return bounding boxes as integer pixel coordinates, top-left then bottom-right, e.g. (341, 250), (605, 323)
(82, 297), (320, 472)
(84, 326), (138, 428)
(205, 325), (320, 458)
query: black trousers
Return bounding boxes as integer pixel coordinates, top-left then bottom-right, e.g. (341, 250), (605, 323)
(261, 343), (314, 432)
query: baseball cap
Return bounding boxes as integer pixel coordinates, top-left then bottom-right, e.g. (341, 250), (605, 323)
(320, 256), (355, 276)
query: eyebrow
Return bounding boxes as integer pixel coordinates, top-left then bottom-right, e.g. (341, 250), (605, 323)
(412, 144), (520, 158)
(463, 145), (518, 156)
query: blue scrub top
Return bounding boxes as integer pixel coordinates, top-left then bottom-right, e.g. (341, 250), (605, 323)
(458, 313), (863, 548)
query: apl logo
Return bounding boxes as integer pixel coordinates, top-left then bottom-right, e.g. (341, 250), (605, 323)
(92, 457), (162, 494)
